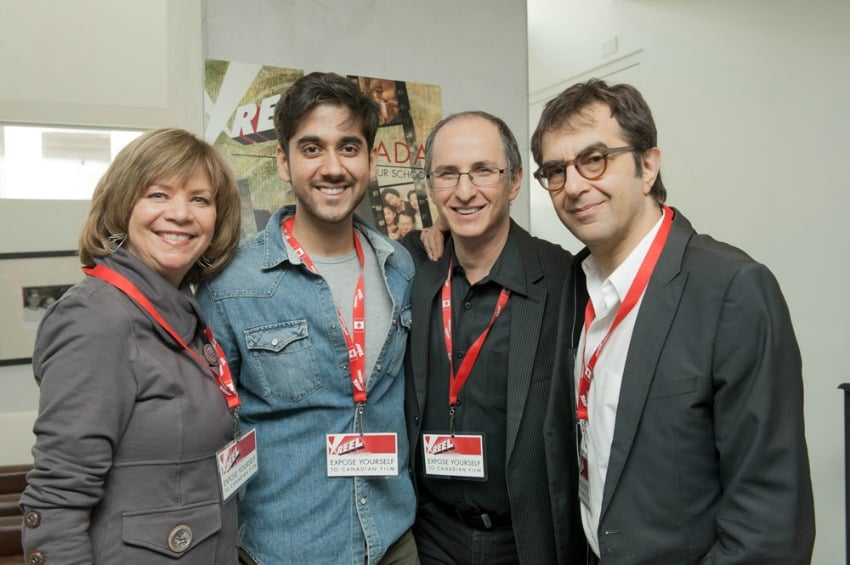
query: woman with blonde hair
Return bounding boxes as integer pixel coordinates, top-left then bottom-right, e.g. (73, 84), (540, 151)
(20, 128), (243, 563)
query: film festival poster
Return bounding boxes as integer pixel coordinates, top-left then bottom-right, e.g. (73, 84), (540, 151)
(204, 59), (442, 240)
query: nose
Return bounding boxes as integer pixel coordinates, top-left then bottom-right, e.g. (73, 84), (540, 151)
(166, 196), (192, 222)
(320, 151), (345, 177)
(453, 173), (476, 201)
(562, 164), (590, 197)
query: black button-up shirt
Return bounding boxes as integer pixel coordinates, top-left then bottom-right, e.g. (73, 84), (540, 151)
(419, 232), (526, 516)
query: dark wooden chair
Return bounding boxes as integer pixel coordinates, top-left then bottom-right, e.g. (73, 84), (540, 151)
(0, 464), (30, 563)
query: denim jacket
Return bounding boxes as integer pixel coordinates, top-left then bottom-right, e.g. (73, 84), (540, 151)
(197, 205), (416, 565)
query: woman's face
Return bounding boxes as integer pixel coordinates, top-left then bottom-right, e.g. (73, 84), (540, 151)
(126, 167), (216, 287)
(384, 191), (402, 209)
(407, 192), (420, 210)
(383, 205), (397, 224)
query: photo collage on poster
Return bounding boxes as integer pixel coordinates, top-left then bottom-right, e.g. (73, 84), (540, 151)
(350, 76), (442, 240)
(204, 60), (442, 239)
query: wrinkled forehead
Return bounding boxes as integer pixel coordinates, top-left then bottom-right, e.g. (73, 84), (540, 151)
(433, 116), (504, 161)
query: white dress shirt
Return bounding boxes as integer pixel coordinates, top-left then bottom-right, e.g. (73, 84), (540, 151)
(576, 211), (665, 556)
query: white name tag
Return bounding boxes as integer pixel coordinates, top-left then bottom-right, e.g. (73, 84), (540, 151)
(216, 428), (259, 501)
(326, 432), (398, 477)
(422, 433), (486, 480)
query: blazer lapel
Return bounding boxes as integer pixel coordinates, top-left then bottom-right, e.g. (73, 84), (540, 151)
(505, 228), (546, 463)
(599, 210), (693, 521)
(411, 253), (449, 412)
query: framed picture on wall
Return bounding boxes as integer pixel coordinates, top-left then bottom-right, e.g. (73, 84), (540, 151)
(0, 251), (81, 366)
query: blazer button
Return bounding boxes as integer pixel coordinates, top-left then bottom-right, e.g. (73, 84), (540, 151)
(23, 509), (41, 528)
(26, 551), (45, 565)
(168, 524), (193, 553)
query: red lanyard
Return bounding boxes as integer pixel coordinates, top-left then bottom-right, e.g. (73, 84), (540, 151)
(83, 264), (240, 410)
(282, 216), (367, 405)
(441, 261), (510, 408)
(576, 206), (673, 422)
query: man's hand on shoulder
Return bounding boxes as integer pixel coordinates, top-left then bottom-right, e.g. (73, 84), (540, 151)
(421, 215), (449, 261)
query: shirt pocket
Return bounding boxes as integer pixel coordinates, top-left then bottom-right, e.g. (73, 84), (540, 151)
(385, 305), (412, 378)
(244, 320), (323, 402)
(121, 500), (221, 563)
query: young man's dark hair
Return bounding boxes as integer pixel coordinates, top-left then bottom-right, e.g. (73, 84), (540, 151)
(273, 72), (380, 156)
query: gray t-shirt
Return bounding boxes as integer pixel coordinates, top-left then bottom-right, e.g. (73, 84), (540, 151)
(312, 234), (393, 384)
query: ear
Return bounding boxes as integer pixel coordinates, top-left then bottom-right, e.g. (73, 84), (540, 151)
(369, 145), (378, 181)
(641, 147), (661, 195)
(276, 146), (291, 183)
(507, 166), (523, 202)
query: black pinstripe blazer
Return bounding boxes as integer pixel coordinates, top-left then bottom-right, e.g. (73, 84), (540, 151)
(403, 221), (584, 564)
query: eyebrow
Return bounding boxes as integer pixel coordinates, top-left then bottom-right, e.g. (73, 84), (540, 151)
(541, 142), (608, 166)
(339, 136), (364, 145)
(295, 135), (365, 147)
(434, 159), (501, 171)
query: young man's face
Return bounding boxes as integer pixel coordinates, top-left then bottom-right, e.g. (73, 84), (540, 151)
(539, 102), (660, 263)
(277, 104), (376, 229)
(428, 115), (520, 247)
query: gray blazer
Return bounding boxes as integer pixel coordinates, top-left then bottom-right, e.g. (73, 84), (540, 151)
(545, 209), (815, 564)
(20, 250), (238, 563)
(404, 222), (585, 564)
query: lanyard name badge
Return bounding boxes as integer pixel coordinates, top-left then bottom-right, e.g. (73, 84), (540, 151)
(422, 261), (510, 481)
(282, 217), (399, 477)
(576, 205), (673, 506)
(83, 264), (257, 501)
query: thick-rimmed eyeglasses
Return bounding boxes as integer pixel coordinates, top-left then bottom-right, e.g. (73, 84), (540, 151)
(533, 146), (635, 192)
(427, 166), (506, 191)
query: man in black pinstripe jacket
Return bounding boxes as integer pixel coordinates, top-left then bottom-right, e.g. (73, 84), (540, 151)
(402, 110), (585, 565)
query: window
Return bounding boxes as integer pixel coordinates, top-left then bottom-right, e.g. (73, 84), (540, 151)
(0, 124), (143, 200)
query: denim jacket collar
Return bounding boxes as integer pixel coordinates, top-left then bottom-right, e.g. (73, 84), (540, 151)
(259, 205), (414, 281)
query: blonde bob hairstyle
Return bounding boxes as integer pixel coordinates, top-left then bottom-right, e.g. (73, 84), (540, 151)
(78, 128), (241, 285)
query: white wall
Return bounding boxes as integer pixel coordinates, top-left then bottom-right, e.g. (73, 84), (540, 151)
(528, 1), (850, 563)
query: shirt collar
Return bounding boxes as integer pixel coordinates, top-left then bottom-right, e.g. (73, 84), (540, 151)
(448, 225), (527, 295)
(582, 209), (666, 319)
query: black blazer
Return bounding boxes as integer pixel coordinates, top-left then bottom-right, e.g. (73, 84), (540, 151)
(404, 221), (584, 564)
(545, 209), (815, 564)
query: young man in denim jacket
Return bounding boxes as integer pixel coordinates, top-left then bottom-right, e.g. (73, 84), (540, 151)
(197, 72), (417, 564)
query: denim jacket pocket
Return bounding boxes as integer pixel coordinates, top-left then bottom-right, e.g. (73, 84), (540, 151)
(386, 305), (412, 378)
(244, 320), (323, 402)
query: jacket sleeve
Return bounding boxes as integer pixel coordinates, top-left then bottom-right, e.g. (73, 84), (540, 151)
(707, 262), (815, 564)
(195, 281), (241, 385)
(19, 290), (138, 563)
